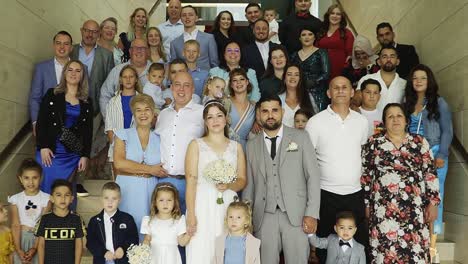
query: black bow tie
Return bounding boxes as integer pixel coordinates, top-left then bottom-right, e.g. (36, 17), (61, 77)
(339, 240), (351, 247)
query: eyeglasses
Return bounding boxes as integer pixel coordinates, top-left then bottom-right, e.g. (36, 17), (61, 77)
(82, 28), (99, 35)
(226, 48), (240, 54)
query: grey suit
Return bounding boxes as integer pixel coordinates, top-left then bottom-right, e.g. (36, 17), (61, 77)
(169, 31), (219, 70)
(309, 234), (366, 264)
(71, 44), (114, 114)
(243, 126), (321, 263)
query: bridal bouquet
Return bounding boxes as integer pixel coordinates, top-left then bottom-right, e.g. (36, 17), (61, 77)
(127, 243), (151, 264)
(203, 159), (237, 204)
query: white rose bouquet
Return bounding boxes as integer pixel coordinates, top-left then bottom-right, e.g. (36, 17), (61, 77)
(203, 159), (237, 204)
(127, 243), (151, 264)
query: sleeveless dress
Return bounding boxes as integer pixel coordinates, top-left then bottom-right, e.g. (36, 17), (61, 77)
(186, 139), (238, 264)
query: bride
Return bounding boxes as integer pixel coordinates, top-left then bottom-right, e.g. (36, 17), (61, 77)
(185, 99), (247, 263)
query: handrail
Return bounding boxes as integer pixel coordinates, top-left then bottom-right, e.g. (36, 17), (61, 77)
(148, 0), (164, 17)
(0, 122), (31, 162)
(336, 0), (358, 36)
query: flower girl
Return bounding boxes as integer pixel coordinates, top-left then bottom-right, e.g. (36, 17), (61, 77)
(214, 199), (261, 264)
(141, 183), (191, 264)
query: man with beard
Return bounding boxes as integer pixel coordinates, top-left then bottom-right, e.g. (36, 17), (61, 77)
(376, 22), (419, 79)
(243, 95), (321, 264)
(305, 76), (369, 264)
(357, 45), (406, 112)
(279, 0), (322, 55)
(243, 19), (280, 80)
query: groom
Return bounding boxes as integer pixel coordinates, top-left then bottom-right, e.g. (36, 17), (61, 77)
(243, 95), (321, 263)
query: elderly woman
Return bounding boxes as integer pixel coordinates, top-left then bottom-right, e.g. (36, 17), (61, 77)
(259, 45), (289, 97)
(209, 41), (260, 102)
(403, 64), (453, 256)
(291, 26), (330, 111)
(361, 103), (440, 264)
(342, 35), (379, 88)
(113, 94), (168, 238)
(147, 26), (168, 63)
(118, 7), (148, 62)
(98, 17), (125, 66)
(36, 60), (93, 203)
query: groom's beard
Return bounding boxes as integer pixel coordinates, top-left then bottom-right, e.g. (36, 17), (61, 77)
(261, 119), (282, 131)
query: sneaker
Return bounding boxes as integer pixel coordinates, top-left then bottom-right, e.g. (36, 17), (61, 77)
(76, 184), (89, 197)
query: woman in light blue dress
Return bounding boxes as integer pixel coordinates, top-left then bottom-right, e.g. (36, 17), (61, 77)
(113, 94), (168, 241)
(227, 68), (256, 151)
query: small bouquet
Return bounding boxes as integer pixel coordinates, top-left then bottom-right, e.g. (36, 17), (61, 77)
(127, 243), (151, 264)
(203, 159), (237, 204)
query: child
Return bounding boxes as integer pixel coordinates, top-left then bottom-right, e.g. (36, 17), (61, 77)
(308, 211), (366, 264)
(214, 199), (261, 264)
(141, 183), (191, 264)
(86, 182), (139, 264)
(0, 202), (15, 264)
(35, 179), (86, 264)
(183, 40), (209, 99)
(358, 78), (383, 136)
(9, 158), (50, 264)
(143, 63), (167, 109)
(294, 108), (314, 130)
(264, 9), (281, 44)
(202, 76), (227, 105)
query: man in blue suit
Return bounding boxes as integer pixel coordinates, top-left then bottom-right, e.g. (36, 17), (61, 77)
(170, 5), (219, 71)
(29, 31), (73, 136)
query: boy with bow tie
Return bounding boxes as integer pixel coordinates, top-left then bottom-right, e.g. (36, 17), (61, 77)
(308, 211), (366, 264)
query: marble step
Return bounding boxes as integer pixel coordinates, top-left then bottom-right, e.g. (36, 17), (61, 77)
(82, 179), (109, 196)
(437, 239), (456, 261)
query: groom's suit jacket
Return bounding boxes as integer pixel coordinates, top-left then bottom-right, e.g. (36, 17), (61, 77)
(243, 125), (321, 231)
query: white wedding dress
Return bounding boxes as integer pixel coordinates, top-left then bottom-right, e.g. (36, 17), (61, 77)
(186, 139), (238, 264)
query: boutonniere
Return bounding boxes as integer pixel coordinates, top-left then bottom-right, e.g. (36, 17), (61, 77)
(286, 142), (299, 152)
(119, 223), (127, 229)
(96, 217), (101, 222)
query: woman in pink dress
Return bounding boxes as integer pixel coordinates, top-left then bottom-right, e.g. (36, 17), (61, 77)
(316, 4), (354, 79)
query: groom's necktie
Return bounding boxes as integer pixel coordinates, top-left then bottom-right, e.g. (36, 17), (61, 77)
(268, 136), (278, 160)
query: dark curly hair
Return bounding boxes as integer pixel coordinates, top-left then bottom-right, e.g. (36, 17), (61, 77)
(317, 4), (348, 40)
(403, 64), (440, 120)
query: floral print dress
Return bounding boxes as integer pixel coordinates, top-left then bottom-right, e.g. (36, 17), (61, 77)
(361, 133), (440, 264)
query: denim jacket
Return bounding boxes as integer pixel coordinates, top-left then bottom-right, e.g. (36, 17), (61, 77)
(421, 97), (453, 159)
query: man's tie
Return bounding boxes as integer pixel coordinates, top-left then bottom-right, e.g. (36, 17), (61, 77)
(339, 240), (351, 248)
(268, 136), (278, 160)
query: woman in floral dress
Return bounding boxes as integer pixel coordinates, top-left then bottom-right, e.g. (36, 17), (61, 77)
(361, 103), (440, 264)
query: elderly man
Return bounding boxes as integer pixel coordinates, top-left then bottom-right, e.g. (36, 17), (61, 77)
(29, 31), (73, 136)
(157, 0), (184, 58)
(170, 5), (219, 70)
(100, 39), (152, 118)
(306, 76), (369, 264)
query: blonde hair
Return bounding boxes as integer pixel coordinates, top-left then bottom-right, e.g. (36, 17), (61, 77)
(225, 199), (253, 233)
(130, 94), (156, 114)
(128, 8), (148, 41)
(149, 183), (181, 222)
(119, 65), (142, 93)
(54, 60), (89, 101)
(202, 76), (226, 96)
(184, 39), (200, 50)
(147, 27), (168, 62)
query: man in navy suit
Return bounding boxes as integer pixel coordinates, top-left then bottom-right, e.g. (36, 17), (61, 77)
(29, 31), (73, 136)
(243, 19), (280, 80)
(376, 22), (420, 79)
(170, 5), (219, 70)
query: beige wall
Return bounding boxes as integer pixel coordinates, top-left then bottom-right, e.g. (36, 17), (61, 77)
(0, 0), (166, 201)
(341, 1), (468, 262)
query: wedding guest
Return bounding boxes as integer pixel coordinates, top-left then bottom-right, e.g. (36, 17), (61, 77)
(98, 17), (125, 66)
(118, 8), (148, 63)
(342, 35), (379, 88)
(238, 3), (263, 47)
(212, 11), (239, 66)
(361, 103), (440, 263)
(294, 108), (313, 130)
(358, 79), (383, 137)
(147, 27), (168, 63)
(184, 40), (209, 99)
(264, 8), (281, 44)
(316, 4), (354, 79)
(291, 25), (330, 111)
(403, 64), (453, 257)
(259, 46), (289, 97)
(158, 0), (184, 58)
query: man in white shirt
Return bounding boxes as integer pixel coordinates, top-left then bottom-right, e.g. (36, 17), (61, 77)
(155, 72), (204, 213)
(356, 45), (406, 112)
(170, 5), (219, 70)
(243, 19), (280, 80)
(305, 76), (369, 264)
(157, 0), (184, 58)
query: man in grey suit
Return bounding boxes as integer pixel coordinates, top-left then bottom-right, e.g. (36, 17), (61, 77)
(243, 95), (321, 264)
(71, 20), (114, 188)
(170, 5), (219, 70)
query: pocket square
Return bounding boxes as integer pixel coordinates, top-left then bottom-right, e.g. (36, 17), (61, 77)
(119, 223), (127, 229)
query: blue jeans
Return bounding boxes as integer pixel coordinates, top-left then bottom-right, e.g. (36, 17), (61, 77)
(431, 145), (448, 234)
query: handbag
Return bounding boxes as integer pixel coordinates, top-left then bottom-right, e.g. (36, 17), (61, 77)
(58, 115), (83, 154)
